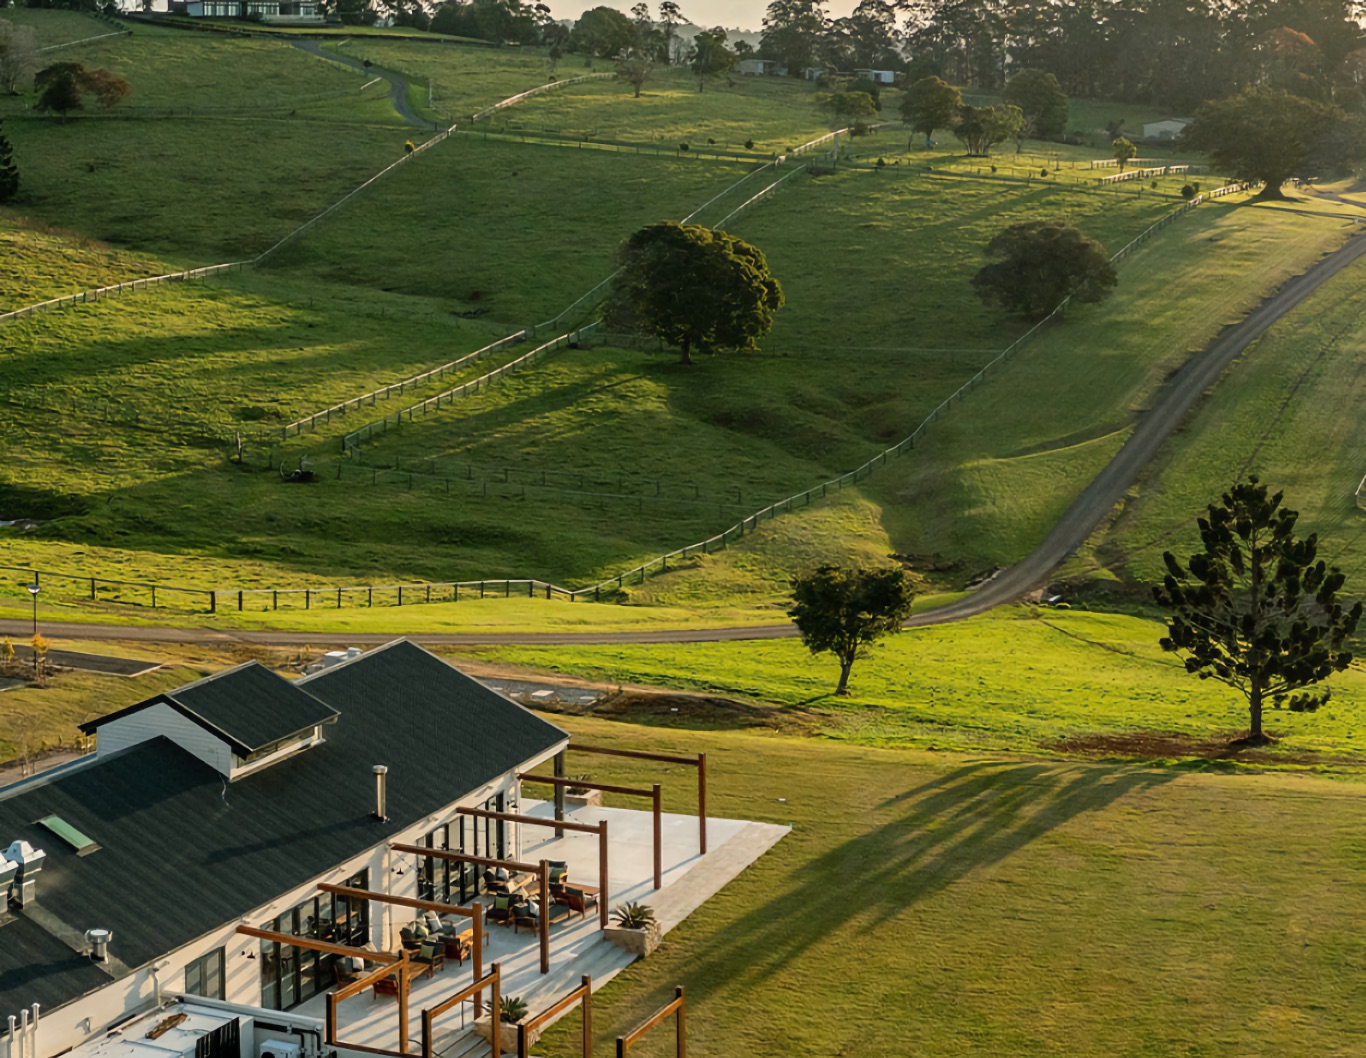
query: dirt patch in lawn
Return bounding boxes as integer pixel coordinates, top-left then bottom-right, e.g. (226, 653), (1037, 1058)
(1046, 730), (1357, 767)
(579, 689), (819, 735)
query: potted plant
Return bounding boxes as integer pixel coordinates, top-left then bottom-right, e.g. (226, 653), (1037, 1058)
(473, 995), (541, 1050)
(604, 902), (661, 957)
(564, 774), (601, 808)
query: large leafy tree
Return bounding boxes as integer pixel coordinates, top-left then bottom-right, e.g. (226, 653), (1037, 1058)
(35, 62), (130, 117)
(1002, 67), (1069, 142)
(899, 74), (961, 147)
(1181, 85), (1341, 198)
(759, 0), (826, 74)
(1153, 479), (1362, 744)
(606, 223), (784, 365)
(569, 5), (636, 62)
(972, 220), (1116, 319)
(789, 566), (917, 695)
(823, 89), (877, 128)
(690, 27), (736, 93)
(953, 102), (1022, 155)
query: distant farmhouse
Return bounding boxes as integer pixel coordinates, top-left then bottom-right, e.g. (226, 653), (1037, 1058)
(182, 0), (323, 22)
(1143, 117), (1192, 141)
(854, 68), (897, 84)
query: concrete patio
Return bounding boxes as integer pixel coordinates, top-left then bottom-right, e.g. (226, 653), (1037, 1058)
(300, 799), (788, 1055)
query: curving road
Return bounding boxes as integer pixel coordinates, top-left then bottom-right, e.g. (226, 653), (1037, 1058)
(292, 39), (432, 129)
(5, 227), (1364, 649)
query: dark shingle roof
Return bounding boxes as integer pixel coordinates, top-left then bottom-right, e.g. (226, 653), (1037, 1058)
(79, 661), (339, 756)
(0, 641), (567, 1017)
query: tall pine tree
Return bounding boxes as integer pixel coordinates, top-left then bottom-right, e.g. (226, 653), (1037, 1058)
(0, 119), (17, 205)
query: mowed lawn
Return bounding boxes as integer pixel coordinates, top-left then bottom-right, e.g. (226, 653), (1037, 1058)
(1097, 245), (1366, 591)
(536, 717), (1366, 1056)
(468, 606), (1366, 760)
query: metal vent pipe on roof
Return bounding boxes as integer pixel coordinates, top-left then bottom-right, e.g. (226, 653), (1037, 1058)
(373, 765), (389, 822)
(84, 929), (112, 963)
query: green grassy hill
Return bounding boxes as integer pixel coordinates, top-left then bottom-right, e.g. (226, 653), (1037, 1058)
(1, 12), (1359, 632)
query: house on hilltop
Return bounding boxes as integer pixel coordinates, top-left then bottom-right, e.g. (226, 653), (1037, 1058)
(181, 0), (324, 24)
(1142, 117), (1192, 141)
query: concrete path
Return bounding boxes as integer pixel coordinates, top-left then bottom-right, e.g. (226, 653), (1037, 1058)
(292, 39), (434, 130)
(4, 226), (1364, 648)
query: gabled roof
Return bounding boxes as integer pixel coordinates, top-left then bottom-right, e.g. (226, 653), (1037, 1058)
(79, 660), (339, 756)
(1, 641), (567, 1018)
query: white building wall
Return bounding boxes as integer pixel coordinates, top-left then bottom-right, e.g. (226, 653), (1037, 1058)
(10, 741), (567, 1058)
(94, 705), (234, 776)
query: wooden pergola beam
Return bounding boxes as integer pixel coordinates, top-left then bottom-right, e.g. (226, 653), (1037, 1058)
(234, 925), (398, 963)
(458, 807), (610, 929)
(570, 744), (708, 855)
(520, 775), (663, 890)
(316, 883), (485, 997)
(389, 846), (551, 974)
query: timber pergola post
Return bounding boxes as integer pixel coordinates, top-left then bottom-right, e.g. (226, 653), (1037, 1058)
(390, 845), (550, 975)
(457, 806), (611, 930)
(315, 884), (487, 1011)
(616, 985), (685, 1058)
(519, 774), (663, 890)
(570, 744), (708, 855)
(421, 962), (500, 1058)
(516, 975), (592, 1058)
(323, 952), (415, 1058)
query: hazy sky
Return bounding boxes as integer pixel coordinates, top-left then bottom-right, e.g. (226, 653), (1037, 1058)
(548, 0), (861, 34)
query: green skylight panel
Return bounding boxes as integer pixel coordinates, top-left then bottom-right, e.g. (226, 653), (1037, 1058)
(36, 815), (100, 856)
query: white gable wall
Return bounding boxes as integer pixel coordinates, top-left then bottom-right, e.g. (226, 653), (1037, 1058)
(94, 703), (234, 775)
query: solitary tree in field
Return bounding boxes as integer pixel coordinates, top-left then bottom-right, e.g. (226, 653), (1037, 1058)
(1181, 86), (1340, 198)
(690, 26), (736, 93)
(0, 119), (17, 204)
(823, 89), (877, 129)
(1112, 135), (1137, 169)
(615, 46), (654, 97)
(1002, 67), (1068, 146)
(789, 566), (917, 695)
(953, 103), (1023, 156)
(606, 222), (784, 364)
(899, 75), (961, 148)
(35, 62), (131, 118)
(1153, 479), (1361, 745)
(972, 220), (1116, 319)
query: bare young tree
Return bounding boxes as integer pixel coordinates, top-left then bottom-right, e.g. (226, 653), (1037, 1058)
(0, 21), (39, 96)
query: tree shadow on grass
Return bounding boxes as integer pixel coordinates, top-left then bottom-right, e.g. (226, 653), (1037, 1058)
(676, 760), (1177, 1007)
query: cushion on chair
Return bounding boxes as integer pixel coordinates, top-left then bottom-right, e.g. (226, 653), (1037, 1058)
(418, 940), (437, 962)
(495, 867), (510, 882)
(493, 893), (513, 912)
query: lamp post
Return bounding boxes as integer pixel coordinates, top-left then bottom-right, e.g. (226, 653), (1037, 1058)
(26, 584), (39, 677)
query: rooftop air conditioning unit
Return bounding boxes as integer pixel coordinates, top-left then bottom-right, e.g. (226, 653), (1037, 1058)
(259, 1040), (303, 1058)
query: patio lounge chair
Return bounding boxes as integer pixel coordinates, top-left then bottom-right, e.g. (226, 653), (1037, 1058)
(512, 900), (540, 934)
(333, 956), (364, 988)
(487, 892), (517, 927)
(558, 886), (598, 920)
(412, 939), (445, 978)
(398, 927), (420, 952)
(372, 973), (399, 1000)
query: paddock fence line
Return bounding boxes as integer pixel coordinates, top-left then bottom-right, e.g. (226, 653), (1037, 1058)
(279, 331), (527, 439)
(560, 193), (1217, 599)
(37, 27), (131, 53)
(340, 324), (598, 450)
(0, 564), (574, 616)
(0, 260), (250, 326)
(3, 195), (1206, 617)
(467, 72), (614, 124)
